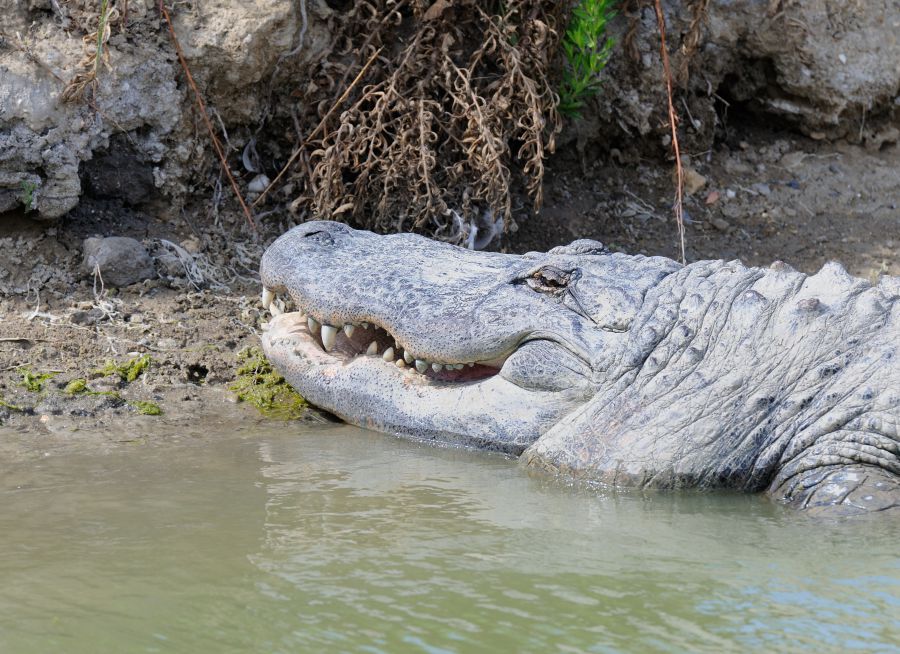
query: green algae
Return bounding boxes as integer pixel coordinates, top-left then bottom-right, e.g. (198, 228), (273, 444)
(18, 367), (59, 393)
(230, 347), (307, 420)
(93, 354), (151, 382)
(64, 378), (89, 395)
(64, 377), (161, 415)
(131, 400), (162, 416)
(0, 395), (25, 412)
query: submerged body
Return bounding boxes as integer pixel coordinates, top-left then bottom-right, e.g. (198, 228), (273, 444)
(261, 221), (900, 514)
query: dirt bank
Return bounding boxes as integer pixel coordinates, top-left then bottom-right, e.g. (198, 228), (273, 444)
(2, 121), (897, 440)
(1, 1), (898, 444)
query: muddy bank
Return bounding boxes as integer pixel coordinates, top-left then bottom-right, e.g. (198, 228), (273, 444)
(1, 1), (898, 443)
(2, 123), (898, 439)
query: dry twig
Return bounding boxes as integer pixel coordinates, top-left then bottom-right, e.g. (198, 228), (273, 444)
(252, 47), (383, 208)
(158, 0), (256, 231)
(653, 0), (686, 264)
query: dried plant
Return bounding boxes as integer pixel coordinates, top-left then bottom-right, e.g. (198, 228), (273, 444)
(278, 0), (569, 245)
(61, 0), (118, 103)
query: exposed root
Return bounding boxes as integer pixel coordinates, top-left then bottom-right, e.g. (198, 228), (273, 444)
(652, 0), (686, 264)
(157, 0), (257, 232)
(678, 0), (711, 85)
(151, 239), (231, 291)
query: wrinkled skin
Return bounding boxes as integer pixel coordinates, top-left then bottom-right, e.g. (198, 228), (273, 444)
(261, 221), (900, 515)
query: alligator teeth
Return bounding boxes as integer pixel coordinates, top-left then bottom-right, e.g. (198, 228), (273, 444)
(403, 351), (414, 364)
(366, 341), (378, 355)
(432, 363), (443, 372)
(467, 362), (474, 367)
(382, 347), (394, 361)
(270, 303), (283, 316)
(361, 322), (370, 329)
(321, 324), (337, 351)
(415, 359), (428, 373)
(396, 359), (406, 368)
(343, 324), (356, 338)
(308, 317), (320, 334)
(261, 288), (274, 309)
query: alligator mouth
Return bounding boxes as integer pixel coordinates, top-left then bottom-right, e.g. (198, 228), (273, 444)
(261, 288), (504, 383)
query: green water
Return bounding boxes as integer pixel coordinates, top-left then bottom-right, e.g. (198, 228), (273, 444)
(1, 424), (897, 654)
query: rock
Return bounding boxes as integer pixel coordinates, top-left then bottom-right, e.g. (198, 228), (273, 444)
(180, 237), (202, 254)
(683, 167), (707, 195)
(82, 237), (155, 287)
(711, 217), (732, 232)
(581, 1), (900, 151)
(247, 174), (271, 194)
(70, 308), (105, 326)
(750, 183), (772, 197)
(779, 151), (809, 170)
(863, 125), (900, 152)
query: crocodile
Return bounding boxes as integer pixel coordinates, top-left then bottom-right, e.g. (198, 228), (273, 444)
(260, 221), (900, 514)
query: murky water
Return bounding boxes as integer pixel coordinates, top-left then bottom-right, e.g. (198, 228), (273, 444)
(1, 424), (898, 653)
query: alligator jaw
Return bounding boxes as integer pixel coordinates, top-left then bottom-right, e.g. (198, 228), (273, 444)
(262, 311), (573, 453)
(261, 305), (505, 384)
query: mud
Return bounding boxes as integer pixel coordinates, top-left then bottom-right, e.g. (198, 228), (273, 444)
(524, 126), (899, 280)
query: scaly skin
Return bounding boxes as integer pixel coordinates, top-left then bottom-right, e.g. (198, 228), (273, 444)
(260, 221), (899, 514)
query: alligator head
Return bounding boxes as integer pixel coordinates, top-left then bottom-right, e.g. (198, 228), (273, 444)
(260, 221), (679, 453)
(261, 221), (900, 514)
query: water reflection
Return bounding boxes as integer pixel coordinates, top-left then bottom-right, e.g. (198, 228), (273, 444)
(0, 424), (897, 653)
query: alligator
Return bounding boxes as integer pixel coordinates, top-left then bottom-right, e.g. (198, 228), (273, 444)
(260, 221), (900, 515)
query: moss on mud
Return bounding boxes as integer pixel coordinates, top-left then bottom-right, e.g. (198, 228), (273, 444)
(64, 374), (162, 415)
(18, 367), (59, 392)
(64, 378), (89, 395)
(131, 400), (163, 416)
(0, 395), (25, 412)
(230, 347), (307, 420)
(93, 354), (151, 382)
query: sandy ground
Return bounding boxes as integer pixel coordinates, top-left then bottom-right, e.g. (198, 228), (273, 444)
(1, 125), (898, 450)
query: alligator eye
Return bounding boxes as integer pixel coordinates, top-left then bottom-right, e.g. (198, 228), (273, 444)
(523, 266), (577, 295)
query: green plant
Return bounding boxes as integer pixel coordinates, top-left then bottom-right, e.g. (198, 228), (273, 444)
(64, 379), (89, 395)
(0, 395), (25, 412)
(63, 377), (161, 415)
(559, 0), (616, 117)
(131, 400), (162, 416)
(94, 0), (112, 77)
(19, 180), (37, 209)
(93, 354), (151, 382)
(17, 367), (58, 393)
(229, 347), (307, 420)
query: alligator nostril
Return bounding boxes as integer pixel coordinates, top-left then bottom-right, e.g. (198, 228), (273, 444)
(302, 230), (335, 246)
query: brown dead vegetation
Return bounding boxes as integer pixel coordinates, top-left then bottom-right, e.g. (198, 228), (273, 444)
(60, 0), (119, 103)
(272, 0), (570, 245)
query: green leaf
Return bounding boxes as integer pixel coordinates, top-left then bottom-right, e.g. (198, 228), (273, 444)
(558, 0), (616, 117)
